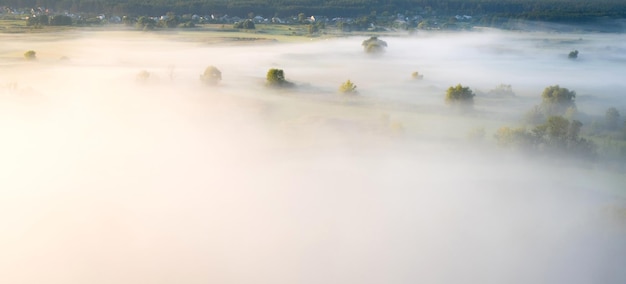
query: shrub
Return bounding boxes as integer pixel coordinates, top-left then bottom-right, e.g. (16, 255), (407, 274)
(411, 71), (424, 80)
(362, 36), (387, 54)
(23, 50), (37, 60)
(339, 80), (358, 94)
(266, 68), (294, 88)
(200, 66), (222, 85)
(234, 19), (255, 29)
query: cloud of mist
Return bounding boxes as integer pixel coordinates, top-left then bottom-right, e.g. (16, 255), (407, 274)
(1, 30), (625, 284)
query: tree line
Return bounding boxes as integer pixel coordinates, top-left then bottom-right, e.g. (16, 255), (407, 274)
(4, 0), (626, 22)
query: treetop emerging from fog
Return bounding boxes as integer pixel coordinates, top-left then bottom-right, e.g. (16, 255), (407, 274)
(541, 85), (576, 113)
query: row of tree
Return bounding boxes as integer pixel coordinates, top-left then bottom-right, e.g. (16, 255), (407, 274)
(7, 0), (626, 23)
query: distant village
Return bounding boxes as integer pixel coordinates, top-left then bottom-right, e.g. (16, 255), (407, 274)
(1, 5), (476, 31)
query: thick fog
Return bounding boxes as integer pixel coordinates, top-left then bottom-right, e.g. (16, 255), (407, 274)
(1, 29), (625, 284)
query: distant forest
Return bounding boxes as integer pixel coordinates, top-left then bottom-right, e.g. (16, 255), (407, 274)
(4, 0), (626, 21)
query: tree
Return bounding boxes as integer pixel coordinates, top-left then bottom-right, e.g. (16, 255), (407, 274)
(137, 16), (156, 30)
(339, 80), (358, 94)
(27, 14), (49, 26)
(49, 15), (73, 26)
(23, 50), (36, 60)
(362, 36), (387, 54)
(200, 66), (222, 85)
(541, 85), (576, 115)
(568, 50), (579, 59)
(445, 84), (475, 107)
(487, 84), (515, 96)
(161, 12), (179, 28)
(298, 13), (307, 23)
(605, 107), (621, 130)
(496, 116), (596, 160)
(234, 19), (255, 29)
(266, 68), (294, 88)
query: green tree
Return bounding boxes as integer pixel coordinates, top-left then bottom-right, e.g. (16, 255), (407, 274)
(200, 66), (222, 85)
(496, 116), (596, 160)
(362, 36), (387, 54)
(445, 84), (475, 107)
(541, 85), (576, 115)
(161, 12), (179, 28)
(606, 107), (621, 130)
(339, 80), (358, 94)
(495, 126), (536, 150)
(266, 68), (294, 88)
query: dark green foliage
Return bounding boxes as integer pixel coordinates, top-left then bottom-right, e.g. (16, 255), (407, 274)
(568, 50), (579, 59)
(7, 0), (626, 25)
(136, 16), (156, 30)
(49, 15), (72, 26)
(234, 19), (255, 29)
(27, 15), (48, 26)
(445, 84), (475, 107)
(161, 12), (179, 28)
(200, 66), (222, 85)
(495, 116), (596, 160)
(362, 36), (387, 54)
(266, 68), (294, 88)
(122, 16), (136, 26)
(298, 13), (307, 23)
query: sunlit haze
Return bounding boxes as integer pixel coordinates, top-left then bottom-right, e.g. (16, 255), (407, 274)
(1, 29), (625, 284)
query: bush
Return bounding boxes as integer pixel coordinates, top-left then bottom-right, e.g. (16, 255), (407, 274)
(338, 80), (358, 94)
(496, 116), (596, 160)
(200, 66), (222, 85)
(234, 19), (255, 29)
(136, 16), (156, 30)
(266, 68), (294, 88)
(362, 36), (387, 54)
(568, 50), (579, 59)
(23, 50), (36, 60)
(49, 15), (72, 26)
(411, 71), (424, 80)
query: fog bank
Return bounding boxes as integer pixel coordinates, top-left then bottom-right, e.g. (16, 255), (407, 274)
(1, 30), (625, 284)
